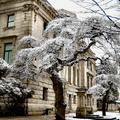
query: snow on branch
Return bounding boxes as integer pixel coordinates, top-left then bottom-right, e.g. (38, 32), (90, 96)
(91, 0), (120, 29)
(88, 74), (120, 101)
(13, 16), (119, 82)
(17, 35), (41, 49)
(0, 77), (32, 99)
(0, 58), (11, 78)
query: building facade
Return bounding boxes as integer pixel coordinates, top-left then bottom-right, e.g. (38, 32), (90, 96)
(0, 0), (97, 116)
(0, 0), (57, 62)
(58, 50), (97, 116)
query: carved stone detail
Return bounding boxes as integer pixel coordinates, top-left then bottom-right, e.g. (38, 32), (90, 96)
(23, 4), (39, 14)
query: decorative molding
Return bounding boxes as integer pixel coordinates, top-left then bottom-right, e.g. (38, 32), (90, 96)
(0, 35), (17, 39)
(23, 4), (39, 14)
(0, 6), (23, 14)
(3, 26), (16, 32)
(37, 0), (57, 18)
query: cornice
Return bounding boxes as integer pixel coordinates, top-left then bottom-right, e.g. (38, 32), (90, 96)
(0, 0), (28, 4)
(0, 0), (58, 20)
(0, 6), (23, 14)
(23, 4), (39, 13)
(36, 0), (58, 18)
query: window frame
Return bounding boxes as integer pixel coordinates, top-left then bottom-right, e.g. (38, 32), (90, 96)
(7, 14), (15, 28)
(4, 43), (13, 64)
(73, 95), (76, 104)
(43, 87), (48, 101)
(87, 73), (93, 88)
(73, 65), (76, 85)
(87, 60), (93, 71)
(68, 66), (71, 84)
(43, 21), (48, 30)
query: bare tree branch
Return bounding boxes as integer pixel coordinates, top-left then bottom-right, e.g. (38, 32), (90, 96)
(91, 0), (120, 29)
(57, 40), (96, 66)
(71, 0), (120, 21)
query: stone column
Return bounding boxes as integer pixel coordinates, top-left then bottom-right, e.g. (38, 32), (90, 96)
(76, 90), (87, 117)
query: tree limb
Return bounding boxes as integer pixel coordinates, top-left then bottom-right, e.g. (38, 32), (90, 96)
(91, 0), (120, 29)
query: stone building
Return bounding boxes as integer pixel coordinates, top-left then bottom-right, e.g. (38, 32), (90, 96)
(0, 0), (97, 116)
(0, 0), (57, 115)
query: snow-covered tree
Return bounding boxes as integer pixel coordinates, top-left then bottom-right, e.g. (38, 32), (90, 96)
(0, 58), (11, 79)
(0, 58), (33, 115)
(88, 59), (120, 116)
(97, 58), (118, 75)
(12, 15), (120, 120)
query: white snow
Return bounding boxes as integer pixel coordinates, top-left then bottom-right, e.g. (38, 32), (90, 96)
(66, 113), (92, 120)
(66, 111), (120, 119)
(13, 16), (120, 85)
(0, 58), (11, 71)
(88, 74), (119, 100)
(94, 111), (120, 119)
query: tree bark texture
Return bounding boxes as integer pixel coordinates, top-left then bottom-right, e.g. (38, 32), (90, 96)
(102, 83), (113, 116)
(50, 73), (66, 120)
(102, 96), (107, 116)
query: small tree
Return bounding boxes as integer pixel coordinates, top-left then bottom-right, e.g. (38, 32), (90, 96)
(88, 59), (120, 116)
(12, 15), (119, 120)
(0, 58), (11, 79)
(0, 58), (33, 116)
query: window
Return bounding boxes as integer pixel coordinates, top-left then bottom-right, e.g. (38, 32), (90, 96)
(87, 96), (90, 106)
(87, 74), (90, 88)
(43, 87), (48, 101)
(87, 60), (93, 71)
(68, 66), (71, 84)
(7, 14), (15, 28)
(4, 43), (13, 64)
(43, 21), (48, 30)
(90, 76), (93, 86)
(73, 95), (76, 104)
(87, 73), (93, 88)
(90, 62), (92, 71)
(92, 98), (94, 105)
(87, 60), (89, 69)
(68, 94), (72, 109)
(73, 66), (76, 85)
(77, 68), (79, 86)
(34, 14), (37, 22)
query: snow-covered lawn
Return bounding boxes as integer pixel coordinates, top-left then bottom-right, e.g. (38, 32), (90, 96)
(66, 113), (92, 120)
(66, 111), (120, 120)
(94, 111), (120, 119)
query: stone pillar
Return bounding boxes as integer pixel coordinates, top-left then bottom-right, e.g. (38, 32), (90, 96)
(76, 90), (87, 117)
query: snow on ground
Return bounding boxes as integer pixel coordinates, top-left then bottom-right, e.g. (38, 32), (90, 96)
(66, 113), (92, 120)
(66, 111), (120, 120)
(94, 111), (120, 119)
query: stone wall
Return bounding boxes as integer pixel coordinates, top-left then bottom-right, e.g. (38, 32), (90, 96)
(0, 0), (57, 115)
(27, 77), (55, 115)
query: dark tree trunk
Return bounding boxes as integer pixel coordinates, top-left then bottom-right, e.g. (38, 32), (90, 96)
(102, 96), (107, 116)
(102, 82), (113, 116)
(50, 73), (66, 120)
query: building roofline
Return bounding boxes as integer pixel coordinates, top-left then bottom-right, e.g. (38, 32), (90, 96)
(36, 0), (58, 19)
(40, 0), (58, 16)
(0, 0), (58, 19)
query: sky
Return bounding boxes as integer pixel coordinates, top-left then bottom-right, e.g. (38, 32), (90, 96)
(47, 0), (79, 12)
(48, 0), (120, 20)
(47, 0), (87, 19)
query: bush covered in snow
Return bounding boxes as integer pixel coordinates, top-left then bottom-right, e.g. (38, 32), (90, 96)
(0, 58), (33, 116)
